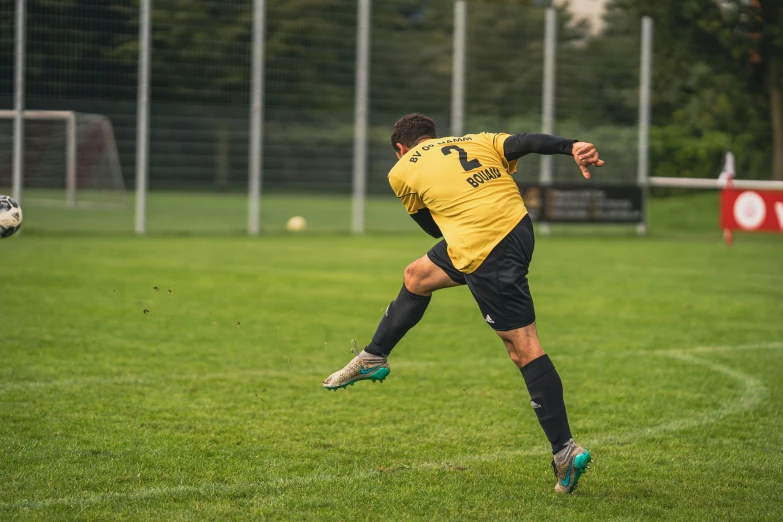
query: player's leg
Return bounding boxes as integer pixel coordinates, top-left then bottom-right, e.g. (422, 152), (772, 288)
(323, 242), (464, 390)
(465, 216), (576, 453)
(364, 247), (464, 357)
(496, 323), (573, 455)
(500, 324), (591, 494)
(465, 214), (591, 492)
(496, 323), (591, 494)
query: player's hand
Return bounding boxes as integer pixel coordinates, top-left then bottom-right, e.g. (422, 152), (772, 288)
(572, 142), (605, 179)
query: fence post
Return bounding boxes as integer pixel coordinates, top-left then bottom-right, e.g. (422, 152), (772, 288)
(351, 0), (371, 234)
(135, 0), (151, 235)
(248, 0), (266, 236)
(637, 16), (653, 235)
(539, 6), (557, 235)
(12, 0), (26, 206)
(66, 112), (76, 207)
(451, 0), (467, 137)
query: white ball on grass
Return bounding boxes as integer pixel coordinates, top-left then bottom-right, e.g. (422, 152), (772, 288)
(0, 195), (23, 238)
(286, 216), (307, 232)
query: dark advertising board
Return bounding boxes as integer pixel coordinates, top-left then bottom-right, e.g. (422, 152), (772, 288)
(519, 185), (643, 223)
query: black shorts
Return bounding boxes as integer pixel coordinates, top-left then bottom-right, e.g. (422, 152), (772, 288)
(427, 214), (535, 331)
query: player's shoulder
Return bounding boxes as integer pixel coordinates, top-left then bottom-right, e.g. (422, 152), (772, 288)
(387, 156), (411, 187)
(478, 131), (512, 143)
(456, 132), (511, 147)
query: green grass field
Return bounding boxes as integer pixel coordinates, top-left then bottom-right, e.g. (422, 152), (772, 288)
(10, 190), (417, 234)
(1, 194), (782, 520)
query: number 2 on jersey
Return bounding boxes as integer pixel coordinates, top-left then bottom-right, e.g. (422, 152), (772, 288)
(441, 145), (482, 172)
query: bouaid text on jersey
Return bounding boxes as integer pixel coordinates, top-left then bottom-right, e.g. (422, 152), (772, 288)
(466, 167), (504, 187)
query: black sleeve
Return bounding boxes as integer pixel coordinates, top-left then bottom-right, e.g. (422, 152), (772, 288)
(503, 133), (577, 161)
(410, 208), (442, 239)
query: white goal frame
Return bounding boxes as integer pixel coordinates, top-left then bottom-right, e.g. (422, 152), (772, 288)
(0, 109), (126, 208)
(1, 110), (76, 206)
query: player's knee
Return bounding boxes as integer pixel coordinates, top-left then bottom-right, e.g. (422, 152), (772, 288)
(403, 263), (420, 291)
(497, 325), (544, 367)
(403, 262), (427, 294)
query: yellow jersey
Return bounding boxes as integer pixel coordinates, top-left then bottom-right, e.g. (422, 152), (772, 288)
(388, 132), (526, 274)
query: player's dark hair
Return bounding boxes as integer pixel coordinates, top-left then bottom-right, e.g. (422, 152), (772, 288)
(390, 113), (437, 154)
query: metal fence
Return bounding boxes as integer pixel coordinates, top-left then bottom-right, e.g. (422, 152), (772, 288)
(1, 0), (651, 235)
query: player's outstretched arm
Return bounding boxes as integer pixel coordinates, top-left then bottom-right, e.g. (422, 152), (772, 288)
(571, 142), (605, 179)
(502, 133), (606, 179)
(503, 133), (575, 160)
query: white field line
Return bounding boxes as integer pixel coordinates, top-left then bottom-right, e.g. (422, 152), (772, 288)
(24, 198), (127, 210)
(0, 448), (550, 511)
(1, 342), (780, 393)
(592, 348), (769, 445)
(0, 342), (778, 511)
(680, 342), (783, 354)
(0, 368), (321, 393)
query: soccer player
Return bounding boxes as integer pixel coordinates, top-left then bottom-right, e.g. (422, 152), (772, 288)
(323, 113), (604, 493)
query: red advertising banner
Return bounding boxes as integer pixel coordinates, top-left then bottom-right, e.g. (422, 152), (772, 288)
(721, 188), (783, 233)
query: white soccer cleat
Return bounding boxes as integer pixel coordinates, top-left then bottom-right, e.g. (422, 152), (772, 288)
(552, 439), (593, 494)
(322, 348), (390, 390)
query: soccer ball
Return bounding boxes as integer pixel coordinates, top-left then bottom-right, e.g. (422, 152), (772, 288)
(286, 216), (307, 232)
(0, 195), (23, 238)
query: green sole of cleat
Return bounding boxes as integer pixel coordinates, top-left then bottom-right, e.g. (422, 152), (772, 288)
(569, 452), (592, 493)
(370, 367), (390, 382)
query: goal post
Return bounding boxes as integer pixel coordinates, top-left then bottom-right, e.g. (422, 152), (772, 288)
(0, 110), (126, 208)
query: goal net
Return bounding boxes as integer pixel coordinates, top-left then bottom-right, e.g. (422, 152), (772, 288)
(0, 111), (126, 207)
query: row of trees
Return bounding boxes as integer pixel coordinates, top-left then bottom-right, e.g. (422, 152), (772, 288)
(610, 0), (782, 180)
(0, 0), (780, 183)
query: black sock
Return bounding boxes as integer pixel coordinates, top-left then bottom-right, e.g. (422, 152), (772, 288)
(364, 284), (431, 357)
(520, 354), (573, 454)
